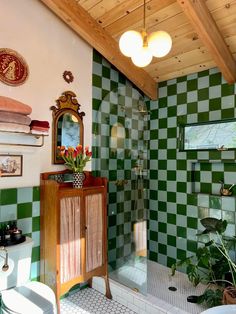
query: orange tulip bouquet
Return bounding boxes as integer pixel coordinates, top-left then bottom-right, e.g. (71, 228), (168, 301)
(57, 145), (92, 173)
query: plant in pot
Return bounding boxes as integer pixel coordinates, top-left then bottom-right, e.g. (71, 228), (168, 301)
(57, 144), (92, 188)
(171, 217), (236, 307)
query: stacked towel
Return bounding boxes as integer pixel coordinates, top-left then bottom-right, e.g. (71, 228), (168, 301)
(30, 120), (50, 135)
(0, 96), (32, 133)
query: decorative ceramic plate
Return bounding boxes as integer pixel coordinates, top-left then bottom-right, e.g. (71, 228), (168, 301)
(0, 48), (29, 86)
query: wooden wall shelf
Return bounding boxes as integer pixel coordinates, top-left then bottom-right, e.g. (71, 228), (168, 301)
(0, 131), (46, 147)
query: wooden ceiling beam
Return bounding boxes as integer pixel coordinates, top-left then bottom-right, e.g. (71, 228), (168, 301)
(177, 0), (236, 84)
(40, 0), (157, 100)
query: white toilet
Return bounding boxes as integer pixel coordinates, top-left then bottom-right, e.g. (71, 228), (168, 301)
(0, 237), (57, 313)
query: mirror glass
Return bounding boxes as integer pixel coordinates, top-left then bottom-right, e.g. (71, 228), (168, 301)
(51, 91), (85, 164)
(57, 113), (81, 148)
(180, 119), (236, 151)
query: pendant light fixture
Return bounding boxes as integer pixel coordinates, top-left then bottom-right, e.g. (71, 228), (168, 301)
(119, 0), (172, 67)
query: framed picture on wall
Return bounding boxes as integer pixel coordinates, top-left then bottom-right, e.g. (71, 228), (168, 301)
(0, 155), (23, 177)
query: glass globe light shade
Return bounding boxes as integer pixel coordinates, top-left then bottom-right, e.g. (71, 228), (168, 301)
(148, 31), (172, 58)
(131, 46), (153, 67)
(119, 31), (143, 57)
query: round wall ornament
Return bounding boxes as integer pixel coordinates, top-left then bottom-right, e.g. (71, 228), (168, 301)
(63, 71), (74, 83)
(0, 48), (29, 86)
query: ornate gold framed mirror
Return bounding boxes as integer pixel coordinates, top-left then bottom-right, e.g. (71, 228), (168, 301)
(51, 91), (85, 164)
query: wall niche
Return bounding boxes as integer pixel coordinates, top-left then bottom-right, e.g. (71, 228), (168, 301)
(191, 161), (236, 196)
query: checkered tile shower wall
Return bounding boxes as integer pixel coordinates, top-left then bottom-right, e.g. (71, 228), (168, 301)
(92, 50), (236, 269)
(0, 187), (40, 280)
(92, 51), (149, 270)
(149, 68), (236, 267)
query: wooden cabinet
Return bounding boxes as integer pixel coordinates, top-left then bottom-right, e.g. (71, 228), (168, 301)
(40, 171), (111, 309)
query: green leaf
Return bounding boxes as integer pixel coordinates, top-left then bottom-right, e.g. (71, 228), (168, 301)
(198, 288), (223, 307)
(171, 264), (176, 276)
(216, 219), (227, 234)
(205, 240), (214, 247)
(196, 246), (209, 259)
(200, 218), (227, 234)
(199, 255), (210, 268)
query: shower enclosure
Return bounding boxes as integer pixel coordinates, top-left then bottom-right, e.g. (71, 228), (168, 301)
(92, 84), (149, 294)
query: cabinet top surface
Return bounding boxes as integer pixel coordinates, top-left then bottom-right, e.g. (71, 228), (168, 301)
(40, 171), (107, 190)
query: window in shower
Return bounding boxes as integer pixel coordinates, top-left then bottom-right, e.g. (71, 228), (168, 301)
(179, 118), (236, 151)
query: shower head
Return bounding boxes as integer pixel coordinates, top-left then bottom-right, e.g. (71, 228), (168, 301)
(137, 103), (150, 115)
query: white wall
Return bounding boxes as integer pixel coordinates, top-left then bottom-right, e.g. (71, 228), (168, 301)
(0, 0), (93, 188)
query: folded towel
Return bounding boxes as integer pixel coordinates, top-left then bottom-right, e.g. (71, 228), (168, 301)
(30, 120), (50, 128)
(30, 126), (49, 131)
(0, 96), (32, 115)
(0, 111), (31, 125)
(0, 122), (30, 133)
(31, 129), (49, 135)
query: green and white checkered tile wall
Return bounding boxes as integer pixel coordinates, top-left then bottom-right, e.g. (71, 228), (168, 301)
(92, 49), (236, 269)
(0, 187), (40, 280)
(149, 67), (236, 267)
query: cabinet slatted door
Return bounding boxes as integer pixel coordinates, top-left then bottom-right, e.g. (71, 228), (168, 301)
(60, 196), (81, 283)
(85, 193), (103, 272)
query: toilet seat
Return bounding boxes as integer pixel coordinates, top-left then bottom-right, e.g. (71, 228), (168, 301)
(1, 281), (57, 314)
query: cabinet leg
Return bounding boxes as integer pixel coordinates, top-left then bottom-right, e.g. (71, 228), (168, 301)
(88, 278), (93, 288)
(56, 296), (61, 314)
(103, 274), (112, 299)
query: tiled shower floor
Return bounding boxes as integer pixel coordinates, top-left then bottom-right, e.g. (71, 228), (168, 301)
(147, 261), (207, 314)
(60, 287), (136, 314)
(95, 259), (208, 314)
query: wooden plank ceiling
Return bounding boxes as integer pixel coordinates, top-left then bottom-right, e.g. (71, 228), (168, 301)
(41, 0), (236, 99)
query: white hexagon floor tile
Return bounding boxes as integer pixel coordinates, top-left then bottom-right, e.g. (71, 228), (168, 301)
(60, 287), (137, 314)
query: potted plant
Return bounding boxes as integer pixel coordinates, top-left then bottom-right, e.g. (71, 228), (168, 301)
(171, 218), (236, 307)
(57, 144), (92, 188)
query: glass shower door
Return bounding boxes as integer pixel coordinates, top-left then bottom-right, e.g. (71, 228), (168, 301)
(92, 84), (149, 295)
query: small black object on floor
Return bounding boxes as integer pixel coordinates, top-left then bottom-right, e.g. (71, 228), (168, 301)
(187, 295), (199, 303)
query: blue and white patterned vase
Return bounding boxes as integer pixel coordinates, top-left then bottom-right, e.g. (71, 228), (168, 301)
(73, 172), (85, 189)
